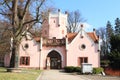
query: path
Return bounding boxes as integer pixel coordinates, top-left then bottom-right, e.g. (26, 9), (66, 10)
(39, 70), (85, 80)
(38, 70), (120, 80)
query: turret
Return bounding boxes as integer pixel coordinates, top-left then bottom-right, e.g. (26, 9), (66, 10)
(41, 9), (68, 39)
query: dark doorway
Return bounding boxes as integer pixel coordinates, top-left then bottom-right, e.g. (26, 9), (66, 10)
(47, 50), (61, 69)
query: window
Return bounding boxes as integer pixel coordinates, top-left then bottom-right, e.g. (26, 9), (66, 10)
(20, 57), (30, 65)
(81, 44), (86, 49)
(79, 44), (86, 50)
(84, 57), (88, 63)
(24, 43), (29, 49)
(78, 57), (88, 66)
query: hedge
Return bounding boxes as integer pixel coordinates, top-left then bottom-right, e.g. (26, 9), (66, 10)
(64, 66), (81, 73)
(64, 66), (103, 74)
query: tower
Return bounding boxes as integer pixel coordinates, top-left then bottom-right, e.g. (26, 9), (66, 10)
(41, 10), (68, 39)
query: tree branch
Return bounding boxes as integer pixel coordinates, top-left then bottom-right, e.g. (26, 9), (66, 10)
(4, 0), (12, 11)
(22, 0), (31, 20)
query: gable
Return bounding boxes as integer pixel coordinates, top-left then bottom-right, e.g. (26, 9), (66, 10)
(67, 31), (99, 44)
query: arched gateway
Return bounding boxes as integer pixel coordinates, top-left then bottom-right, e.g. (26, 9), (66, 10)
(46, 50), (61, 69)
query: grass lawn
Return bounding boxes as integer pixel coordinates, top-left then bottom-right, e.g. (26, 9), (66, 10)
(0, 67), (41, 80)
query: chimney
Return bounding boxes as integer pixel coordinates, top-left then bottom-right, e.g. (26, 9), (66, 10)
(65, 11), (68, 14)
(81, 24), (83, 28)
(58, 9), (60, 12)
(93, 28), (96, 32)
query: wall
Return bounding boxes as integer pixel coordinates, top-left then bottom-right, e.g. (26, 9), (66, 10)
(67, 31), (100, 67)
(40, 46), (66, 69)
(19, 37), (40, 68)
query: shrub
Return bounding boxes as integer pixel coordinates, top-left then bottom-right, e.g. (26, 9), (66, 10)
(93, 67), (104, 74)
(64, 66), (81, 73)
(64, 66), (74, 73)
(74, 67), (81, 72)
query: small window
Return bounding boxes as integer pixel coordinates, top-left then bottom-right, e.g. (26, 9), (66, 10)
(84, 57), (88, 63)
(20, 57), (30, 65)
(78, 57), (88, 66)
(24, 43), (29, 49)
(79, 44), (86, 50)
(81, 44), (86, 49)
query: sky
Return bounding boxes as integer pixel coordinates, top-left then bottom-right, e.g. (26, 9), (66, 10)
(52, 0), (120, 31)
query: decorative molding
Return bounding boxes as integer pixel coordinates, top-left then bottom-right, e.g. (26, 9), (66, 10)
(47, 49), (63, 61)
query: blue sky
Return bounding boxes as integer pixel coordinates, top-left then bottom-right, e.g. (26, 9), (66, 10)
(52, 0), (120, 31)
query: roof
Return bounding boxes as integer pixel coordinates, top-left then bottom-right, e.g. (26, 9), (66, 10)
(34, 37), (40, 42)
(34, 32), (99, 43)
(87, 32), (99, 43)
(67, 33), (77, 42)
(67, 32), (99, 43)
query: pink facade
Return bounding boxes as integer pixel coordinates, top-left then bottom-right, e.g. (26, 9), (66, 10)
(4, 11), (100, 69)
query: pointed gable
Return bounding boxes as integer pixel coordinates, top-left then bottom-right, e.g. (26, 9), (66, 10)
(67, 31), (99, 43)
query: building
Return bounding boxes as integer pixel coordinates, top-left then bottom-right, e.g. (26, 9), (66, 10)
(4, 10), (100, 69)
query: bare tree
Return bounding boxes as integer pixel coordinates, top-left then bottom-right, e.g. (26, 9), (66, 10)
(67, 10), (85, 33)
(0, 22), (11, 54)
(0, 0), (51, 68)
(96, 27), (108, 57)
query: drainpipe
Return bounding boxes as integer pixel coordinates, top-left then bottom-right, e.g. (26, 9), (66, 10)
(39, 37), (42, 70)
(65, 35), (68, 51)
(65, 35), (68, 66)
(98, 36), (101, 67)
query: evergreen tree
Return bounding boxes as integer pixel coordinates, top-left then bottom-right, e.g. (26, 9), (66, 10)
(115, 18), (120, 35)
(108, 35), (120, 69)
(106, 21), (114, 40)
(106, 21), (114, 52)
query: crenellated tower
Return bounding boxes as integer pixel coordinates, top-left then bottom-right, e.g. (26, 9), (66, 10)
(41, 9), (68, 39)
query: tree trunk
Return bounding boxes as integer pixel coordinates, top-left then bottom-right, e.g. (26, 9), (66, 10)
(9, 41), (19, 68)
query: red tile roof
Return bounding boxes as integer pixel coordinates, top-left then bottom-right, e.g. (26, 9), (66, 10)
(34, 37), (40, 42)
(67, 33), (77, 42)
(87, 32), (99, 43)
(67, 32), (99, 43)
(34, 32), (99, 43)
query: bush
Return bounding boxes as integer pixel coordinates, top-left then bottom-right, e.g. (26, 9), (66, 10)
(64, 66), (81, 73)
(64, 66), (74, 73)
(74, 67), (81, 72)
(93, 67), (104, 74)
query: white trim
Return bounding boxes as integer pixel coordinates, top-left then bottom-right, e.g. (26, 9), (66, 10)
(47, 49), (63, 61)
(69, 29), (95, 45)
